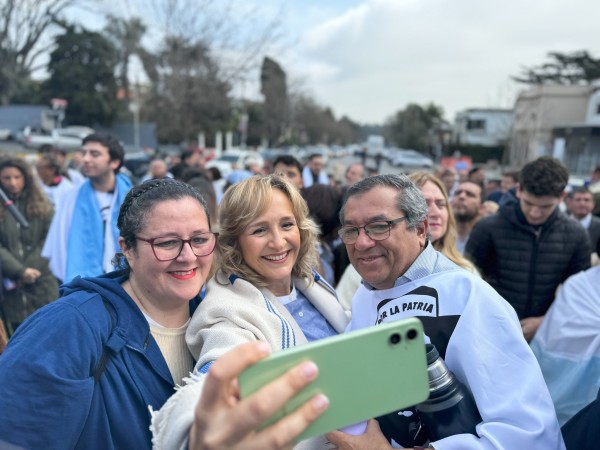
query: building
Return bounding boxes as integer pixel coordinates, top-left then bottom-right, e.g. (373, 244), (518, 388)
(454, 108), (513, 147)
(553, 79), (600, 175)
(451, 108), (513, 163)
(507, 85), (590, 167)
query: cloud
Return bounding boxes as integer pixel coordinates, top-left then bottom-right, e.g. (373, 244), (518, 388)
(285, 0), (600, 123)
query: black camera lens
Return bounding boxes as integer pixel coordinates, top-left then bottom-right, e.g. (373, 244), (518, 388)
(389, 333), (401, 345)
(406, 328), (418, 340)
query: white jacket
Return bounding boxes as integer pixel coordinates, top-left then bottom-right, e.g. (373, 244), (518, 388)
(151, 270), (349, 450)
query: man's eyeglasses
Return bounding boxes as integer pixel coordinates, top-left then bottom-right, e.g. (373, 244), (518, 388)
(338, 217), (407, 245)
(136, 232), (219, 261)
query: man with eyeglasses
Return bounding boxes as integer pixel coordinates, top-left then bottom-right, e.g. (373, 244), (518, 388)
(326, 174), (564, 450)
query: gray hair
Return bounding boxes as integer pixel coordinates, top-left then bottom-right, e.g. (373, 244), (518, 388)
(339, 174), (428, 231)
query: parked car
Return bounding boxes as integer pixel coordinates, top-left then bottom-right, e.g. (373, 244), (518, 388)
(17, 126), (94, 151)
(391, 150), (434, 168)
(0, 127), (13, 140)
(205, 149), (265, 177)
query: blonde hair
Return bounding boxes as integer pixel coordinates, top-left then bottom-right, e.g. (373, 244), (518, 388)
(408, 172), (473, 271)
(217, 174), (320, 287)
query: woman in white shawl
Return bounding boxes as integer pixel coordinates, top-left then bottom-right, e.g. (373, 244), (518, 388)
(152, 174), (349, 449)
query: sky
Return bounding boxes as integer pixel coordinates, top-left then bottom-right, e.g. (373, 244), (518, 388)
(67, 0), (600, 125)
(275, 0), (600, 124)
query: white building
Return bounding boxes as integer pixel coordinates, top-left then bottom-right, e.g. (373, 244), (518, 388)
(507, 85), (590, 167)
(552, 80), (600, 175)
(453, 108), (514, 147)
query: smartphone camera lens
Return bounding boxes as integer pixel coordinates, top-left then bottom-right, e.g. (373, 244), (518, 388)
(406, 328), (418, 340)
(389, 333), (401, 345)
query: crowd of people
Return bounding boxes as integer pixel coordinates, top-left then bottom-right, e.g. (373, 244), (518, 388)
(0, 133), (599, 449)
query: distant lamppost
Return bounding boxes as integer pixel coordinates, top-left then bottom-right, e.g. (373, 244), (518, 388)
(129, 100), (140, 150)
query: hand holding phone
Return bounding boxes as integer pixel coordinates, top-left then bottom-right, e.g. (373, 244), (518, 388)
(189, 341), (329, 450)
(239, 318), (429, 442)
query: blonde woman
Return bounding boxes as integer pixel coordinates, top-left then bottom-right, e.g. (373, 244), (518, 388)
(153, 174), (348, 449)
(408, 171), (478, 273)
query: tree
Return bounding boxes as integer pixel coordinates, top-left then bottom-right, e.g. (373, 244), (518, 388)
(287, 94), (361, 145)
(43, 25), (119, 126)
(384, 103), (445, 152)
(260, 57), (287, 145)
(0, 0), (75, 104)
(513, 51), (600, 85)
(104, 16), (147, 103)
(146, 0), (283, 86)
(143, 36), (231, 144)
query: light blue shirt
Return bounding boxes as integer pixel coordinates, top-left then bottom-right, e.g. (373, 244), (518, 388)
(277, 286), (337, 341)
(363, 241), (458, 290)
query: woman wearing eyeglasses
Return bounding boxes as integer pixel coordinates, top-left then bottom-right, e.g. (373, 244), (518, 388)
(152, 174), (349, 449)
(0, 179), (326, 450)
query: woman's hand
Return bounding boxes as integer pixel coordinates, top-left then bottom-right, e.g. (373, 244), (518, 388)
(325, 419), (393, 450)
(189, 341), (329, 450)
(21, 267), (41, 284)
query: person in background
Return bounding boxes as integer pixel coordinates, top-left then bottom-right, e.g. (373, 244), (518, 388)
(466, 156), (591, 342)
(327, 173), (564, 449)
(501, 169), (519, 193)
(484, 177), (502, 203)
(409, 172), (477, 272)
(438, 167), (458, 199)
(565, 186), (600, 264)
(42, 132), (132, 283)
(0, 157), (58, 337)
(0, 178), (325, 449)
(206, 166), (226, 204)
(36, 152), (76, 206)
(151, 174), (348, 450)
(451, 180), (484, 254)
(185, 172), (219, 230)
(170, 149), (204, 180)
(38, 144), (86, 187)
(302, 153), (329, 187)
(141, 158), (173, 182)
(273, 154), (304, 190)
(587, 165), (600, 217)
(344, 163), (366, 187)
(468, 166), (486, 187)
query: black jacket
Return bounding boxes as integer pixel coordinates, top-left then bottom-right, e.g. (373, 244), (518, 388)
(465, 196), (591, 318)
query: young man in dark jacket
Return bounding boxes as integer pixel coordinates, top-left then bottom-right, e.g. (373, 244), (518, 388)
(466, 156), (591, 342)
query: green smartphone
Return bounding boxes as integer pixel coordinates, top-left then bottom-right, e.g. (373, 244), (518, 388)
(238, 318), (429, 441)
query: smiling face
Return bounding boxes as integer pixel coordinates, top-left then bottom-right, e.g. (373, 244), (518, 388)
(343, 186), (427, 290)
(420, 180), (448, 244)
(121, 197), (214, 308)
(238, 189), (301, 296)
